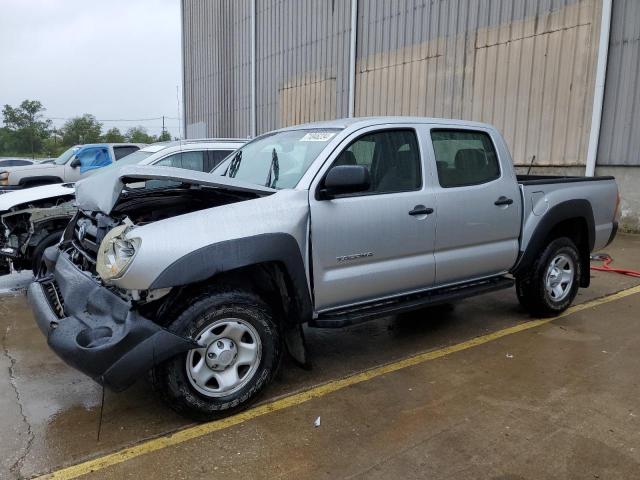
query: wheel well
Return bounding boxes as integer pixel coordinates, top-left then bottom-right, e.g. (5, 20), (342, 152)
(150, 261), (300, 329)
(27, 219), (69, 247)
(547, 217), (588, 252)
(545, 217), (591, 288)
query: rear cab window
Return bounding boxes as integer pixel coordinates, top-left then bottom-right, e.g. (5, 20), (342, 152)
(431, 129), (500, 188)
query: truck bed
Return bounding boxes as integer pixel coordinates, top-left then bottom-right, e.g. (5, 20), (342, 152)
(517, 174), (615, 186)
(516, 174), (618, 261)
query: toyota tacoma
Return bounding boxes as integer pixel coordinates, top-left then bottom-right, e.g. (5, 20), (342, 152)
(28, 117), (619, 420)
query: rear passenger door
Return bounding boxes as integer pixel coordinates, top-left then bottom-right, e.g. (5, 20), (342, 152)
(429, 128), (521, 285)
(309, 127), (437, 311)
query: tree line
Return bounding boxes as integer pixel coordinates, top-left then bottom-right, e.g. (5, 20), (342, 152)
(0, 99), (174, 158)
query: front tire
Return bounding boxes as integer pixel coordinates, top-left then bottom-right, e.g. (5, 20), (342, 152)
(31, 230), (63, 276)
(152, 288), (281, 421)
(516, 237), (581, 317)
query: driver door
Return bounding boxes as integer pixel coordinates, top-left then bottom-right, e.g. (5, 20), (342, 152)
(309, 127), (437, 312)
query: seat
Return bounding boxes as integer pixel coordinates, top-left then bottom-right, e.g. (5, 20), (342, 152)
(453, 148), (487, 185)
(377, 150), (419, 192)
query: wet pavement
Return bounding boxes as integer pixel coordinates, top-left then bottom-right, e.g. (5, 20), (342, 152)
(1, 234), (639, 479)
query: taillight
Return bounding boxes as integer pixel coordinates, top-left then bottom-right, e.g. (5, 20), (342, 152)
(614, 192), (621, 222)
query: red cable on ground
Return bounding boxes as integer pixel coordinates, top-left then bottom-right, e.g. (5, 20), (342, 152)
(590, 253), (640, 278)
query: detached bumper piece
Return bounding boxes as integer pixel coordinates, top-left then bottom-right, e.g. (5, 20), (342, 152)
(28, 251), (195, 391)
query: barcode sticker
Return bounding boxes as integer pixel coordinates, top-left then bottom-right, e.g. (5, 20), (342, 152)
(300, 132), (336, 142)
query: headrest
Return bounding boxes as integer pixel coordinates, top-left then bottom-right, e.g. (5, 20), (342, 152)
(454, 148), (486, 170)
(335, 150), (357, 166)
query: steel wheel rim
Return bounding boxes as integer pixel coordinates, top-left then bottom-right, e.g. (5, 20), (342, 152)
(186, 318), (262, 398)
(544, 253), (574, 302)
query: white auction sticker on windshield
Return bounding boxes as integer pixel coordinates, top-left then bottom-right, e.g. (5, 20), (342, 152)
(300, 132), (336, 142)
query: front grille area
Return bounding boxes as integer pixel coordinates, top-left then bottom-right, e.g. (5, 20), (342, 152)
(42, 279), (65, 319)
(69, 211), (120, 272)
(74, 215), (101, 261)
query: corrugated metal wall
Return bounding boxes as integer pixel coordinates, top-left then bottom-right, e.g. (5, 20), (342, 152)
(354, 0), (601, 166)
(255, 0), (352, 133)
(597, 0), (640, 166)
(183, 0), (252, 138)
(183, 0), (606, 167)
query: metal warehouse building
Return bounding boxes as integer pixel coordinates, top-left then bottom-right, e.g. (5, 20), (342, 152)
(181, 0), (640, 231)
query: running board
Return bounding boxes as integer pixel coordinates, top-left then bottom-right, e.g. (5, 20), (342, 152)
(310, 276), (514, 328)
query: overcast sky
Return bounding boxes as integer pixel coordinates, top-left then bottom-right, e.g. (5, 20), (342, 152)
(0, 0), (182, 137)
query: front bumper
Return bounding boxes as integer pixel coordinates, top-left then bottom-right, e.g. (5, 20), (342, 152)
(27, 249), (195, 391)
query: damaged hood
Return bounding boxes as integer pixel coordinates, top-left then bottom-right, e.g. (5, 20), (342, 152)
(74, 165), (275, 214)
(0, 183), (75, 211)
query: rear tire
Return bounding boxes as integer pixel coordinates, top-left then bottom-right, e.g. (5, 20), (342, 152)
(516, 237), (581, 317)
(151, 288), (281, 421)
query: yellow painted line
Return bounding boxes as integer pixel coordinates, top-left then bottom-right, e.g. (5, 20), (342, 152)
(36, 284), (640, 480)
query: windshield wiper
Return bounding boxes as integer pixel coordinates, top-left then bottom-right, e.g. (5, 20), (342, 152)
(226, 150), (242, 178)
(265, 148), (279, 188)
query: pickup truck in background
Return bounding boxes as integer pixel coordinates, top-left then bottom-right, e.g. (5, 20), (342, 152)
(0, 139), (244, 276)
(0, 143), (144, 191)
(28, 117), (619, 420)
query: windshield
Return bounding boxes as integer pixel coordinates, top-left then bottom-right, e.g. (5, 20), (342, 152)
(54, 146), (80, 165)
(213, 128), (341, 189)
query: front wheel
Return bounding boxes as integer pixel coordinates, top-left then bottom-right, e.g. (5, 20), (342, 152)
(31, 230), (64, 276)
(516, 237), (581, 317)
(152, 289), (281, 421)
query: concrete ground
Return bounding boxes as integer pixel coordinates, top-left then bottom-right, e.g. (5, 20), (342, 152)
(1, 234), (639, 479)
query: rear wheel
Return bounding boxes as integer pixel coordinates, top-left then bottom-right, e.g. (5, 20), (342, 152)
(516, 237), (581, 317)
(152, 288), (281, 421)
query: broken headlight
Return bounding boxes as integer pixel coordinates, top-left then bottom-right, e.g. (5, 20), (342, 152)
(0, 172), (9, 186)
(96, 225), (141, 281)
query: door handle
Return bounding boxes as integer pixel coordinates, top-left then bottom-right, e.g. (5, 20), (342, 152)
(408, 205), (434, 216)
(494, 196), (513, 206)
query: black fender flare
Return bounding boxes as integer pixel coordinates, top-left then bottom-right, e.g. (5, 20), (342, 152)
(149, 233), (313, 324)
(19, 176), (63, 187)
(512, 199), (595, 287)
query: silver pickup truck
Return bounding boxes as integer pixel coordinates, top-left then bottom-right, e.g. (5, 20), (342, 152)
(28, 117), (619, 420)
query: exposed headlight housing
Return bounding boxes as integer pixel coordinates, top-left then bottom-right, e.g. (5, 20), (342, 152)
(0, 172), (9, 185)
(96, 225), (141, 282)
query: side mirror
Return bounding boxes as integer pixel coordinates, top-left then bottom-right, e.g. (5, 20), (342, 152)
(319, 165), (370, 199)
(70, 157), (81, 168)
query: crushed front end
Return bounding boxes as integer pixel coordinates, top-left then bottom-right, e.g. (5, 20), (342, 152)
(27, 212), (196, 391)
(0, 198), (76, 273)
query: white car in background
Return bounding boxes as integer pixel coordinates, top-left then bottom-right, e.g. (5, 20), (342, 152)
(0, 139), (245, 275)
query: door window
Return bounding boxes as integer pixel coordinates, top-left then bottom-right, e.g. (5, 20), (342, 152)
(156, 151), (205, 171)
(77, 147), (111, 173)
(431, 130), (500, 188)
(113, 146), (139, 160)
(331, 129), (421, 195)
(208, 150), (233, 170)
